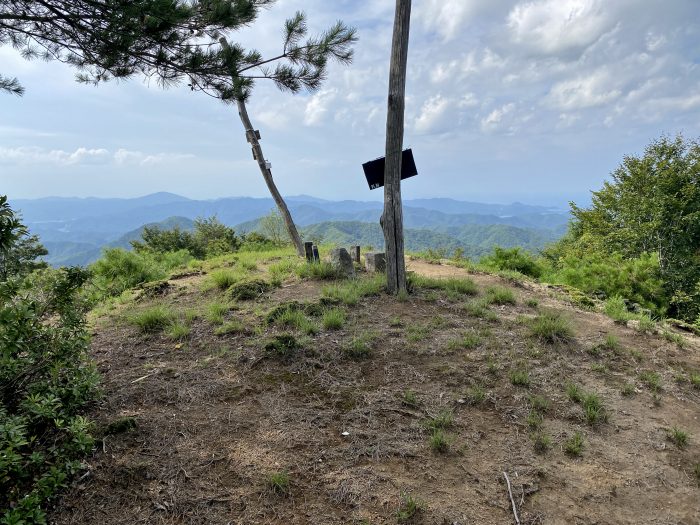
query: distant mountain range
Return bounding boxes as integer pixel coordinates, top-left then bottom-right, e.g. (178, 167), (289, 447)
(9, 193), (570, 266)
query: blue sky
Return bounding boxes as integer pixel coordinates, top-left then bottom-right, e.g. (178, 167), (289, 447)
(1, 0), (699, 207)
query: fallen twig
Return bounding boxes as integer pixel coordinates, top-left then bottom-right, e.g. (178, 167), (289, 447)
(503, 471), (520, 525)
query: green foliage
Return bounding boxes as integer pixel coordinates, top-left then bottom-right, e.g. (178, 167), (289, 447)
(480, 247), (543, 278)
(265, 334), (302, 359)
(131, 216), (241, 259)
(509, 369), (530, 387)
(667, 427), (689, 449)
(532, 432), (552, 453)
(167, 321), (191, 341)
(1, 266), (99, 523)
(0, 196), (48, 281)
(553, 135), (700, 321)
(424, 409), (454, 430)
(90, 248), (191, 298)
(258, 209), (290, 246)
(214, 319), (246, 336)
(544, 252), (665, 314)
(429, 429), (452, 453)
(344, 332), (376, 359)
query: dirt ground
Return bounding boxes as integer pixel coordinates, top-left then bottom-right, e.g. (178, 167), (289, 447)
(50, 259), (700, 525)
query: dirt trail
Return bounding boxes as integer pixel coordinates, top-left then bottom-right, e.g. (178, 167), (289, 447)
(51, 261), (700, 525)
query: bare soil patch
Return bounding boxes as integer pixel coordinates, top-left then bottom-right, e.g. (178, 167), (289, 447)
(51, 262), (700, 525)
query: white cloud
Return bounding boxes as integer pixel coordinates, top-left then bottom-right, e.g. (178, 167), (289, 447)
(1, 146), (192, 166)
(0, 146), (109, 165)
(481, 103), (516, 132)
(507, 0), (617, 56)
(304, 89), (338, 126)
(548, 70), (622, 110)
(420, 0), (478, 41)
(414, 95), (453, 134)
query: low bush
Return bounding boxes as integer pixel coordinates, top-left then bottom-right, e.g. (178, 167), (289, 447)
(1, 267), (99, 524)
(480, 247), (543, 278)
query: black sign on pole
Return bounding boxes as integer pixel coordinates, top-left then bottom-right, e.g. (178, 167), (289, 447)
(362, 148), (417, 190)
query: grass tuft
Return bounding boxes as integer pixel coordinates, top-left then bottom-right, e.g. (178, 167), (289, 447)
(424, 409), (454, 430)
(396, 492), (423, 522)
(564, 432), (585, 457)
(532, 432), (552, 454)
(667, 427), (689, 449)
(484, 286), (517, 305)
(167, 321), (190, 341)
(529, 310), (574, 344)
(322, 308), (346, 330)
(215, 319), (246, 335)
(267, 471), (290, 496)
(127, 305), (175, 332)
(296, 261), (344, 280)
(509, 369), (530, 387)
(265, 334), (302, 359)
(429, 429), (452, 453)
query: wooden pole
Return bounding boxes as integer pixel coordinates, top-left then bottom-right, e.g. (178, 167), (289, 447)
(383, 0), (411, 294)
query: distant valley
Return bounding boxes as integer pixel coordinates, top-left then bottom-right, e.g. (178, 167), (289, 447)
(10, 193), (570, 266)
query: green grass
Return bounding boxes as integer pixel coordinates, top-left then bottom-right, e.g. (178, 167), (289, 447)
(693, 463), (700, 485)
(166, 321), (190, 341)
(566, 383), (584, 403)
(484, 286), (517, 305)
(465, 385), (486, 405)
(275, 308), (318, 335)
(396, 492), (423, 522)
(267, 471), (290, 496)
(406, 324), (431, 343)
(509, 369), (530, 387)
(621, 383), (636, 397)
(581, 393), (608, 425)
(604, 296), (632, 323)
(602, 334), (620, 352)
(214, 319), (246, 335)
(344, 332), (376, 359)
(525, 298), (539, 308)
(564, 432), (585, 457)
(322, 308), (346, 330)
(206, 301), (231, 325)
(462, 299), (498, 321)
(296, 261), (344, 280)
(447, 331), (481, 351)
(662, 330), (686, 348)
(402, 389), (418, 407)
(667, 427), (689, 449)
(429, 429), (452, 453)
(690, 373), (700, 389)
(411, 275), (478, 297)
(424, 409), (454, 430)
(389, 316), (403, 327)
(206, 269), (242, 290)
(529, 311), (574, 344)
(529, 395), (549, 413)
(639, 370), (662, 392)
(265, 334), (302, 359)
(126, 305), (176, 332)
(322, 275), (385, 306)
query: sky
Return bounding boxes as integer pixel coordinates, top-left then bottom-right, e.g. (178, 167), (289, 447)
(1, 0), (700, 207)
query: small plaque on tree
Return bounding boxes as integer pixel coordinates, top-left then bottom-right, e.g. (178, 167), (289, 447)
(362, 149), (417, 190)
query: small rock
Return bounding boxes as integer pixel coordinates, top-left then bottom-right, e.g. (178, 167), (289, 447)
(328, 248), (355, 277)
(365, 252), (386, 273)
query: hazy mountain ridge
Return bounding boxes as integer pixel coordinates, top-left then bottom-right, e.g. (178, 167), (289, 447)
(10, 193), (569, 266)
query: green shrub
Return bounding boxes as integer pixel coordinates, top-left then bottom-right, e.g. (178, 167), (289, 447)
(1, 267), (99, 524)
(480, 247), (543, 278)
(90, 247), (191, 299)
(544, 253), (665, 315)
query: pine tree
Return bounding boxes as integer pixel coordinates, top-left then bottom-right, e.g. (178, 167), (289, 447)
(2, 1), (357, 256)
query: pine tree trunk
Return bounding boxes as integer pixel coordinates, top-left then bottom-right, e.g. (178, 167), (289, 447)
(383, 0), (412, 294)
(235, 99), (304, 256)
